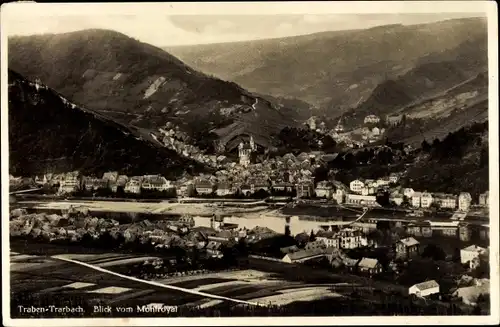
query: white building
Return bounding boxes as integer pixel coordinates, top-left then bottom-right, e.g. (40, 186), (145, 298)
(58, 173), (80, 194)
(372, 127), (380, 136)
(479, 191), (489, 207)
(390, 195), (404, 206)
(316, 235), (340, 248)
(434, 194), (457, 209)
(333, 188), (346, 204)
(458, 192), (472, 212)
(403, 188), (415, 198)
(361, 186), (376, 196)
(315, 181), (333, 198)
(350, 179), (365, 193)
(364, 115), (380, 124)
(420, 192), (433, 208)
(102, 171), (119, 183)
(141, 175), (171, 192)
(376, 178), (391, 187)
(338, 228), (368, 249)
(389, 173), (399, 184)
(460, 245), (487, 265)
(124, 177), (143, 194)
(409, 280), (440, 297)
(345, 194), (378, 206)
(411, 192), (422, 207)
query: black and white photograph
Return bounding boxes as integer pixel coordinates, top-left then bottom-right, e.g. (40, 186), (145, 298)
(1, 2), (498, 326)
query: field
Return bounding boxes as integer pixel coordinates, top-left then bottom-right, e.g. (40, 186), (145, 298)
(9, 246), (360, 318)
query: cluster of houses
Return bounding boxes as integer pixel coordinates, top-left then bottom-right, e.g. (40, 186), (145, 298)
(20, 169), (490, 214)
(345, 176), (489, 212)
(277, 229), (489, 305)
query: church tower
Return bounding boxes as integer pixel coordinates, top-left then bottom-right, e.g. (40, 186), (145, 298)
(238, 141), (251, 167)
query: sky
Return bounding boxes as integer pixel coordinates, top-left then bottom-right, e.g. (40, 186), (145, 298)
(4, 8), (485, 47)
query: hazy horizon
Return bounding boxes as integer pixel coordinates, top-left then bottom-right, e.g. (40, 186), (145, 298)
(6, 13), (485, 47)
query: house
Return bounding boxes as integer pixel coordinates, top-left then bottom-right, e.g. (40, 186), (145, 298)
(316, 231), (340, 248)
(195, 181), (215, 195)
(479, 191), (489, 207)
(304, 240), (327, 251)
(349, 179), (365, 193)
(386, 115), (402, 126)
(296, 181), (314, 198)
(376, 177), (391, 187)
(401, 188), (414, 200)
(102, 171), (119, 183)
(315, 181), (333, 198)
(206, 241), (224, 258)
(251, 180), (270, 193)
(389, 194), (404, 206)
(216, 183), (235, 197)
(272, 182), (294, 193)
(453, 279), (490, 305)
(343, 258), (359, 273)
(345, 194), (378, 206)
(364, 115), (380, 124)
(338, 228), (367, 249)
(305, 116), (318, 130)
(458, 192), (472, 211)
(357, 257), (383, 276)
(282, 248), (326, 264)
(411, 192), (422, 207)
(372, 127), (380, 136)
(58, 173), (80, 194)
(409, 280), (440, 297)
(460, 245), (487, 266)
(333, 188), (346, 204)
(110, 175), (129, 192)
(395, 237), (420, 259)
(332, 181), (349, 204)
(280, 245), (300, 254)
(142, 175), (172, 192)
(420, 192), (433, 208)
(124, 177), (143, 194)
(434, 193), (457, 209)
(82, 177), (108, 191)
(176, 182), (194, 197)
(240, 184), (252, 196)
(361, 186), (376, 196)
(389, 173), (399, 184)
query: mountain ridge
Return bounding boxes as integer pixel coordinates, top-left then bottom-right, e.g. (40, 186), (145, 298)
(8, 29), (298, 153)
(164, 17), (487, 116)
(8, 69), (208, 178)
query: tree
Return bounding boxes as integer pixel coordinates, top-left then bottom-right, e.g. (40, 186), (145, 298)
(376, 190), (390, 207)
(421, 244), (446, 261)
(421, 140), (431, 153)
(309, 230), (316, 242)
(479, 147), (488, 168)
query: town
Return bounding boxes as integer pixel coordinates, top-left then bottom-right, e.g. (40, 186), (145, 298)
(9, 136), (491, 313)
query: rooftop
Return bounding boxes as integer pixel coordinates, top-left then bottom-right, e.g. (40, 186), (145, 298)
(358, 257), (379, 269)
(462, 245), (487, 252)
(285, 248), (325, 261)
(398, 237), (420, 247)
(412, 280), (439, 291)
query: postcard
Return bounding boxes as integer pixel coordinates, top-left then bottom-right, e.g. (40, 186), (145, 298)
(1, 1), (498, 326)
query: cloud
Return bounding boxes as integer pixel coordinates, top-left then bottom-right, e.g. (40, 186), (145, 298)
(5, 13), (485, 47)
